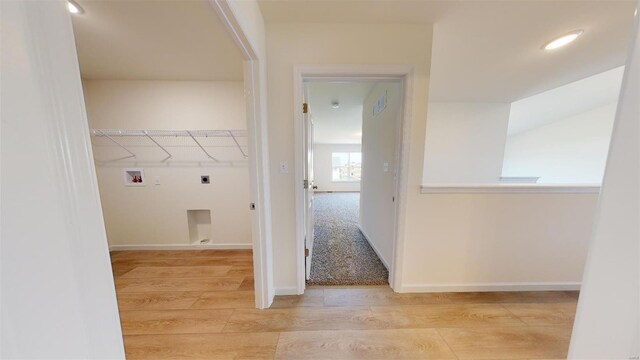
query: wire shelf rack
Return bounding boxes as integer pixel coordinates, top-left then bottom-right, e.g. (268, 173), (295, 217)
(90, 129), (249, 164)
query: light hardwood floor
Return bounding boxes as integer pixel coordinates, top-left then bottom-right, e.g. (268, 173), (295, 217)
(111, 250), (577, 359)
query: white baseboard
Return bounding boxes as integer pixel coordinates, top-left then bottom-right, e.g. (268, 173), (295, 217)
(357, 224), (390, 270)
(274, 287), (299, 296)
(109, 243), (253, 251)
(398, 282), (581, 293)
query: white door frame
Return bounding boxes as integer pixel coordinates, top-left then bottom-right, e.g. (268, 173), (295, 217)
(209, 0), (273, 308)
(293, 65), (415, 294)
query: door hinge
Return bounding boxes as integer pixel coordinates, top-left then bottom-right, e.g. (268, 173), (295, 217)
(303, 103), (308, 114)
(303, 179), (309, 189)
(305, 248), (310, 257)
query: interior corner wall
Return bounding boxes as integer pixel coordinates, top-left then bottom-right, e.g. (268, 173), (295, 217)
(502, 103), (616, 183)
(83, 80), (252, 247)
(359, 82), (402, 268)
(422, 102), (511, 184)
(313, 144), (361, 192)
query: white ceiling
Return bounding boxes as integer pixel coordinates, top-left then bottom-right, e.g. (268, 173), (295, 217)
(306, 81), (375, 144)
(71, 0), (243, 81)
(259, 0), (636, 103)
(258, 1), (453, 24)
(508, 66), (625, 136)
(428, 1), (636, 102)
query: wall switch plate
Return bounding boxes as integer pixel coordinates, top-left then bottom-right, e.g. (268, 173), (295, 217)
(201, 175), (210, 184)
(383, 162), (389, 172)
(279, 161), (289, 174)
(154, 176), (161, 185)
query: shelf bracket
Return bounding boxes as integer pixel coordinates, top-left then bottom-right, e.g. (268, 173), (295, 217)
(143, 131), (172, 161)
(228, 130), (248, 159)
(95, 129), (136, 159)
(186, 130), (219, 162)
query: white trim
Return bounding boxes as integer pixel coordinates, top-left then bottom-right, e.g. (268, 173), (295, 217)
(315, 191), (360, 193)
(500, 176), (540, 184)
(208, 0), (273, 309)
(357, 225), (390, 270)
(274, 287), (300, 296)
(399, 282), (581, 293)
(294, 64), (414, 295)
(109, 243), (252, 251)
(420, 184), (601, 194)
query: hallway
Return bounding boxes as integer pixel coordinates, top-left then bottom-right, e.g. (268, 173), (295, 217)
(308, 192), (389, 285)
(110, 249), (577, 359)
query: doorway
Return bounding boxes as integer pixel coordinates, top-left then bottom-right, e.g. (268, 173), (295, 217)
(296, 74), (408, 291)
(68, 0), (273, 311)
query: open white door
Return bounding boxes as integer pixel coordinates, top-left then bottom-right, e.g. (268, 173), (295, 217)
(303, 98), (315, 280)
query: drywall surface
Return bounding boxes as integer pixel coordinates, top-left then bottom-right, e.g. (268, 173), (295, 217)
(266, 22), (433, 291)
(83, 80), (246, 129)
(502, 103), (616, 184)
(423, 102), (511, 184)
(508, 66), (624, 136)
(401, 193), (598, 289)
(226, 0), (276, 307)
(94, 166), (251, 247)
(359, 82), (402, 267)
(1, 1), (124, 357)
(266, 21), (597, 293)
(83, 80), (252, 247)
(313, 144), (362, 192)
(569, 16), (639, 359)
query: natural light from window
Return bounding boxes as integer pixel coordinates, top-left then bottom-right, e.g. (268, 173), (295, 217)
(332, 152), (362, 182)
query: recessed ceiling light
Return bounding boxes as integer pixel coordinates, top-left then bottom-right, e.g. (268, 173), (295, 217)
(543, 30), (583, 50)
(331, 101), (340, 109)
(67, 0), (84, 14)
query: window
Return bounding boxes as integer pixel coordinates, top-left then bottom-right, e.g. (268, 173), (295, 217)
(332, 152), (362, 182)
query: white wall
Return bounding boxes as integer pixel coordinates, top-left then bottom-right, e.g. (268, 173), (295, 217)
(266, 22), (433, 292)
(84, 80), (246, 129)
(225, 0), (276, 307)
(359, 82), (402, 268)
(401, 193), (597, 290)
(423, 102), (511, 184)
(508, 66), (624, 136)
(266, 21), (598, 294)
(569, 15), (639, 359)
(313, 144), (361, 192)
(83, 80), (252, 247)
(502, 103), (616, 183)
(1, 1), (124, 357)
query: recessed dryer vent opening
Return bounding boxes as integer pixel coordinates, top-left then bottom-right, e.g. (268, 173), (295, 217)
(187, 209), (211, 245)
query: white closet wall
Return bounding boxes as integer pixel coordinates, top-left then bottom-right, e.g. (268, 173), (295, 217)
(83, 80), (252, 248)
